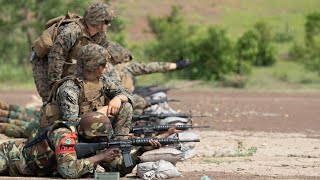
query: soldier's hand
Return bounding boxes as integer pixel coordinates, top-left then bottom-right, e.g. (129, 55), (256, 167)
(167, 126), (181, 135)
(176, 59), (191, 69)
(107, 97), (121, 117)
(142, 139), (162, 151)
(101, 148), (120, 163)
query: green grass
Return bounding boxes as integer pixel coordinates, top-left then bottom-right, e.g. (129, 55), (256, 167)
(0, 64), (35, 90)
(246, 60), (320, 91)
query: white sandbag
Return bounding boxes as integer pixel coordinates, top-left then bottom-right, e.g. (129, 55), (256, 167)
(139, 147), (184, 165)
(146, 92), (167, 100)
(168, 131), (201, 150)
(182, 149), (198, 160)
(144, 102), (178, 114)
(157, 117), (190, 125)
(137, 160), (181, 180)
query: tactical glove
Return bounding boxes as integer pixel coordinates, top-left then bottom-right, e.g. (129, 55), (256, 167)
(176, 59), (191, 69)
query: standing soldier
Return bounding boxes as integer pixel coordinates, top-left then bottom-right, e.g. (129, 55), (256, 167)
(31, 2), (120, 105)
(42, 44), (133, 138)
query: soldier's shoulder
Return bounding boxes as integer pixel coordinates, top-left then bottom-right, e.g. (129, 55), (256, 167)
(58, 79), (80, 91)
(59, 22), (83, 35)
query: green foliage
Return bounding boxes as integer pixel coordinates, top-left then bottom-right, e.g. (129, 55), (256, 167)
(253, 21), (277, 66)
(146, 6), (192, 60)
(0, 0), (92, 66)
(192, 27), (236, 80)
(229, 141), (258, 157)
(305, 12), (320, 48)
(0, 0), (127, 84)
(289, 11), (320, 75)
(146, 6), (236, 81)
(273, 23), (294, 43)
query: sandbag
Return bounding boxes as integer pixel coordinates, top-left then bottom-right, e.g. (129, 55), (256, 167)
(137, 160), (181, 180)
(157, 117), (190, 125)
(139, 147), (184, 165)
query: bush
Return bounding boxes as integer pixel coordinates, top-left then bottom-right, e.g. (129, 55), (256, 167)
(253, 21), (277, 66)
(305, 12), (320, 48)
(146, 6), (237, 81)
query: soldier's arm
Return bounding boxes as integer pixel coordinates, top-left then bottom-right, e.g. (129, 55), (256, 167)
(102, 76), (134, 104)
(56, 80), (81, 122)
(50, 128), (108, 178)
(104, 62), (121, 82)
(126, 62), (172, 76)
(48, 23), (82, 85)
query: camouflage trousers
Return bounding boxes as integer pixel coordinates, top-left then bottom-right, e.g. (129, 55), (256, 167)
(30, 54), (50, 105)
(109, 102), (133, 139)
(0, 139), (34, 176)
(132, 94), (148, 115)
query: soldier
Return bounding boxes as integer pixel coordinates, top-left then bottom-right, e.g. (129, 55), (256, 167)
(0, 107), (173, 178)
(0, 110), (119, 178)
(106, 41), (191, 113)
(41, 44), (133, 138)
(31, 2), (119, 105)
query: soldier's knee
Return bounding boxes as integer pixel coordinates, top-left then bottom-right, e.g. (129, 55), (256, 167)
(121, 102), (133, 114)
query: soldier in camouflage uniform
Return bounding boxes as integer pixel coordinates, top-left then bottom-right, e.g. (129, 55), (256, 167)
(31, 2), (120, 105)
(41, 44), (133, 138)
(106, 41), (191, 113)
(0, 110), (120, 178)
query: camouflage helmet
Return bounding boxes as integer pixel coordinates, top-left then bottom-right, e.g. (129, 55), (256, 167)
(83, 3), (115, 26)
(107, 41), (133, 64)
(77, 44), (110, 71)
(78, 111), (113, 140)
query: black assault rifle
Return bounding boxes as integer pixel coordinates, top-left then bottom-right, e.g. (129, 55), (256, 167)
(132, 112), (206, 122)
(75, 137), (200, 167)
(130, 124), (210, 137)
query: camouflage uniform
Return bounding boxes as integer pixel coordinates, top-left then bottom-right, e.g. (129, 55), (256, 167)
(31, 3), (119, 105)
(0, 112), (114, 178)
(42, 44), (133, 137)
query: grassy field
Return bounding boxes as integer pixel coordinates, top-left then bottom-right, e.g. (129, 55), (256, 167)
(1, 0), (320, 91)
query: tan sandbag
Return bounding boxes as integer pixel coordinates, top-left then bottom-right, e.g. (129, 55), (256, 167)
(139, 147), (184, 165)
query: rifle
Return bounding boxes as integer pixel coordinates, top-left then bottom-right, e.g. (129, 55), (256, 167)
(75, 137), (200, 167)
(146, 98), (179, 107)
(132, 112), (206, 122)
(0, 117), (30, 127)
(130, 125), (210, 137)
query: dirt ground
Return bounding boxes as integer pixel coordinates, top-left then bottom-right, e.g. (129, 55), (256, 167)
(0, 89), (320, 180)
